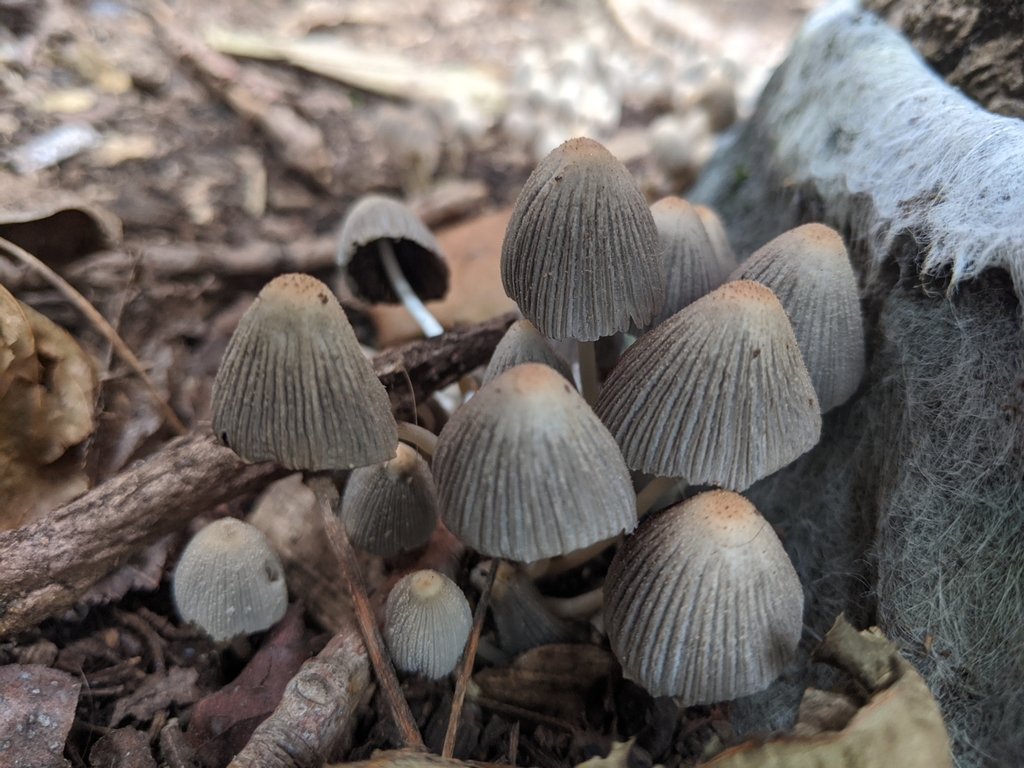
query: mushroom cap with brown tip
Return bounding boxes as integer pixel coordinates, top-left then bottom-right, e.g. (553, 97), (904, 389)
(482, 318), (574, 385)
(433, 362), (636, 562)
(604, 489), (804, 702)
(384, 569), (472, 679)
(649, 197), (736, 327)
(336, 194), (449, 303)
(172, 518), (288, 642)
(730, 224), (865, 413)
(212, 273), (397, 471)
(501, 137), (664, 341)
(594, 280), (821, 491)
(340, 442), (438, 557)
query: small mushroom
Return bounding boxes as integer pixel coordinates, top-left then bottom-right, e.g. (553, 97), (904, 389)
(340, 442), (438, 558)
(336, 194), (449, 337)
(384, 569), (472, 679)
(604, 489), (804, 703)
(482, 318), (573, 385)
(172, 518), (288, 642)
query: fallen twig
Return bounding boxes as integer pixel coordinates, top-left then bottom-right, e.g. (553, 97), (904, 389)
(228, 624), (371, 768)
(0, 236), (187, 435)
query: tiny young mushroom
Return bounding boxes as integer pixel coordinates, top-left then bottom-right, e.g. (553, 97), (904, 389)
(336, 193), (449, 338)
(482, 317), (574, 386)
(729, 223), (866, 413)
(604, 489), (804, 703)
(172, 518), (288, 643)
(340, 441), (438, 558)
(500, 136), (664, 402)
(384, 570), (472, 680)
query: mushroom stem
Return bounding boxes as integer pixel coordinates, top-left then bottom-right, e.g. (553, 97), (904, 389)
(577, 339), (600, 404)
(305, 473), (424, 749)
(396, 420), (438, 457)
(379, 239), (444, 338)
(544, 587), (604, 619)
(635, 475), (680, 518)
(524, 534), (619, 580)
(443, 557), (497, 758)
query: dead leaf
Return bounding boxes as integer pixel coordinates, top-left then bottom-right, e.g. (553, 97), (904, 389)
(110, 666), (201, 727)
(0, 283), (38, 397)
(0, 191), (122, 265)
(369, 207), (518, 346)
(77, 534), (176, 609)
(89, 727), (158, 768)
(0, 663), (81, 768)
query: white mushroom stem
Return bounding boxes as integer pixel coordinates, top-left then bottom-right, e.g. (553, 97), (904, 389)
(577, 338), (600, 404)
(635, 475), (680, 518)
(544, 587), (604, 619)
(524, 535), (619, 580)
(379, 238), (444, 338)
(396, 420), (438, 457)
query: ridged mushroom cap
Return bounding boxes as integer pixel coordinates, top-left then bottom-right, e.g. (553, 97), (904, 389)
(594, 280), (821, 491)
(604, 490), (804, 702)
(336, 194), (449, 303)
(212, 273), (397, 471)
(340, 442), (438, 557)
(501, 137), (664, 341)
(173, 518), (288, 642)
(433, 362), (636, 562)
(384, 570), (472, 679)
(482, 318), (574, 386)
(730, 224), (865, 413)
(483, 560), (573, 655)
(649, 197), (736, 327)
(694, 204), (735, 266)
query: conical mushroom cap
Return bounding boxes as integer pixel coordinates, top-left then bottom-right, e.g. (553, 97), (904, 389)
(384, 569), (472, 679)
(173, 518), (288, 642)
(340, 442), (438, 557)
(212, 273), (397, 471)
(501, 137), (664, 341)
(433, 362), (635, 562)
(482, 318), (574, 385)
(336, 194), (449, 303)
(649, 197), (736, 327)
(730, 224), (865, 413)
(486, 560), (574, 655)
(694, 204), (734, 266)
(594, 280), (821, 490)
(604, 490), (804, 703)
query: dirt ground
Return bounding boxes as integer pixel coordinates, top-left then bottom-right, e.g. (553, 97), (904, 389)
(0, 1), (821, 766)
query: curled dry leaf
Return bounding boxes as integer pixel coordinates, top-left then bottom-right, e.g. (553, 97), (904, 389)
(0, 664), (82, 768)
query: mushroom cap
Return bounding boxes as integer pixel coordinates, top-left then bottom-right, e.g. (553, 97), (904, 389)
(501, 137), (664, 341)
(336, 194), (448, 304)
(594, 280), (821, 490)
(384, 569), (472, 679)
(211, 273), (397, 471)
(693, 204), (735, 266)
(482, 318), (574, 386)
(484, 560), (573, 655)
(340, 442), (438, 557)
(730, 224), (865, 413)
(604, 490), (804, 702)
(173, 518), (288, 642)
(649, 197), (736, 327)
(433, 362), (636, 562)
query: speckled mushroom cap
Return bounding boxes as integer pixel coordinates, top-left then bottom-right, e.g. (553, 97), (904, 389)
(384, 570), (472, 679)
(694, 204), (735, 266)
(730, 224), (865, 413)
(173, 518), (288, 642)
(340, 442), (438, 557)
(594, 280), (821, 491)
(433, 362), (635, 562)
(336, 194), (448, 304)
(649, 197), (736, 327)
(211, 273), (397, 471)
(482, 318), (574, 385)
(604, 490), (804, 703)
(501, 137), (664, 341)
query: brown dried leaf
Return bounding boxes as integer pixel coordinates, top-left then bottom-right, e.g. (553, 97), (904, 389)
(0, 663), (81, 768)
(110, 666), (201, 727)
(89, 727), (158, 768)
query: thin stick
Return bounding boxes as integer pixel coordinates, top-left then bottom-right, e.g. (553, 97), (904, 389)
(577, 339), (599, 404)
(379, 239), (444, 338)
(635, 475), (679, 518)
(306, 473), (424, 749)
(396, 421), (438, 457)
(0, 236), (186, 435)
(442, 557), (497, 758)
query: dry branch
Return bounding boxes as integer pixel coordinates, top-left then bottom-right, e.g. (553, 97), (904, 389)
(0, 314), (514, 637)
